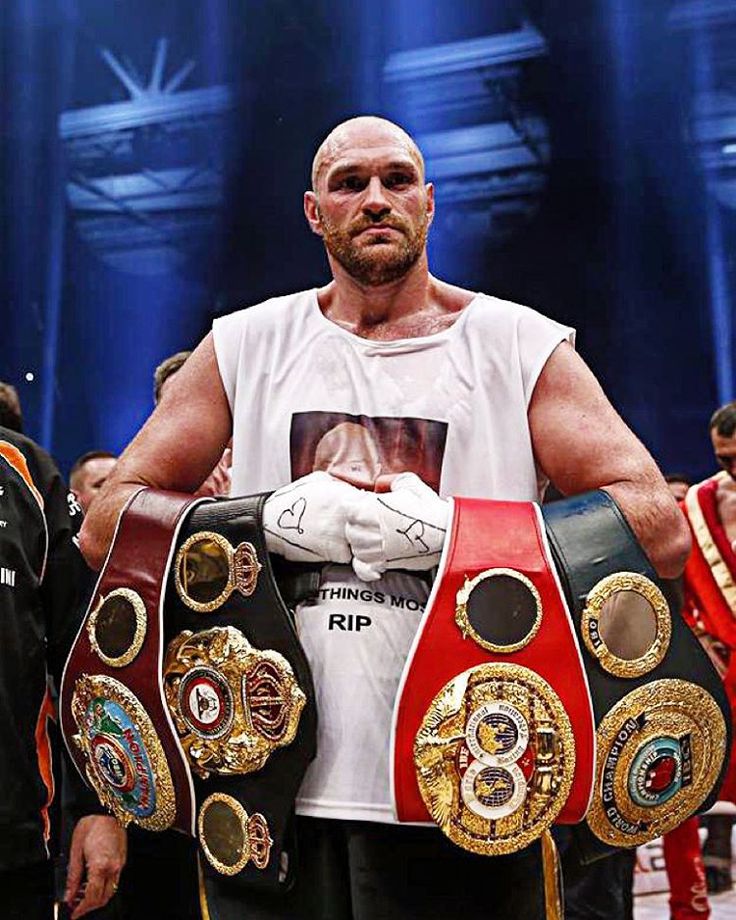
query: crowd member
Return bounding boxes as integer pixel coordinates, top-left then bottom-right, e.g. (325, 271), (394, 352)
(0, 426), (126, 919)
(69, 451), (117, 514)
(80, 116), (689, 919)
(153, 350), (192, 404)
(658, 472), (711, 919)
(155, 349), (232, 497)
(682, 402), (736, 896)
(665, 472), (692, 503)
(0, 381), (24, 433)
(566, 470), (708, 920)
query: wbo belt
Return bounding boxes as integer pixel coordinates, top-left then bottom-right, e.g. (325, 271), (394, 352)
(60, 489), (316, 900)
(393, 491), (730, 863)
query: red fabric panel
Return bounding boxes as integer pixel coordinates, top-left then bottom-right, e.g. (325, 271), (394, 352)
(393, 497), (595, 824)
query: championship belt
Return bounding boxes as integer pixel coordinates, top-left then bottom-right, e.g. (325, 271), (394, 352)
(543, 491), (731, 860)
(393, 497), (596, 859)
(60, 489), (199, 835)
(393, 491), (730, 873)
(60, 489), (317, 908)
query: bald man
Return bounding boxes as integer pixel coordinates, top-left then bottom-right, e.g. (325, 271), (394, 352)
(80, 116), (688, 920)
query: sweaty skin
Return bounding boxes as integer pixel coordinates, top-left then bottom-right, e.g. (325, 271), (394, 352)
(79, 116), (690, 579)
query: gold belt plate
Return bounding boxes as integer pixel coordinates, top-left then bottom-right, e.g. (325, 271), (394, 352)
(71, 674), (176, 831)
(164, 625), (306, 777)
(587, 679), (726, 846)
(414, 662), (575, 855)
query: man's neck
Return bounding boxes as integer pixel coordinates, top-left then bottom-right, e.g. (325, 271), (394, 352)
(317, 260), (473, 340)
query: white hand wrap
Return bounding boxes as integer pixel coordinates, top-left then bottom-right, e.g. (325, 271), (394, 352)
(345, 473), (449, 582)
(263, 471), (358, 564)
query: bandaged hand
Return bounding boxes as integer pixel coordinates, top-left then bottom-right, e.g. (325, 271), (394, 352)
(345, 473), (449, 582)
(263, 472), (359, 564)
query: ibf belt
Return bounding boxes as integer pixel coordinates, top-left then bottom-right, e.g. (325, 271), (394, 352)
(543, 491), (730, 856)
(60, 489), (201, 834)
(393, 498), (596, 855)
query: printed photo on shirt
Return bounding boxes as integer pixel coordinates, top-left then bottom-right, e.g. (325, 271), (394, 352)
(290, 411), (448, 492)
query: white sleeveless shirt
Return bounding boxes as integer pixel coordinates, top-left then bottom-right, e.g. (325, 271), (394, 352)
(213, 289), (574, 823)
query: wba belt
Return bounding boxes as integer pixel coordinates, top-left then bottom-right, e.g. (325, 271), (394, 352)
(393, 491), (730, 860)
(60, 489), (316, 898)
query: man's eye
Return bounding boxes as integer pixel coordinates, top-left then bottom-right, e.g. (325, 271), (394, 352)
(339, 176), (365, 191)
(384, 173), (412, 188)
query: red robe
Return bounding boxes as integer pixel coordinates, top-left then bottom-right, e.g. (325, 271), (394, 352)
(682, 472), (736, 802)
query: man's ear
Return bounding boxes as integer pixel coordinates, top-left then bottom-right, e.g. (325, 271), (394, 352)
(304, 191), (324, 237)
(425, 182), (435, 226)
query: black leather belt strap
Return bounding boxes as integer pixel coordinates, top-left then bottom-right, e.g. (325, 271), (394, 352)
(168, 494), (317, 903)
(543, 491), (731, 863)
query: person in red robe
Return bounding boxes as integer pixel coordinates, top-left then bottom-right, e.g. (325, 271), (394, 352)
(681, 401), (736, 898)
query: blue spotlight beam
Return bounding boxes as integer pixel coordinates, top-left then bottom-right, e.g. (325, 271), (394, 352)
(705, 189), (735, 404)
(694, 25), (735, 404)
(41, 4), (76, 450)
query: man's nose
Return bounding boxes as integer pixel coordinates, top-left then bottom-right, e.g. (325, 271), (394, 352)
(362, 176), (390, 217)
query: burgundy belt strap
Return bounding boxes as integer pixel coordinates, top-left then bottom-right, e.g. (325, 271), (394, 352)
(61, 489), (201, 834)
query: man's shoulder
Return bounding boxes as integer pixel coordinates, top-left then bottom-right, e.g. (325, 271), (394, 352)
(683, 472), (731, 523)
(0, 426), (58, 487)
(214, 289), (314, 331)
(465, 292), (572, 338)
(469, 291), (555, 319)
(688, 471), (729, 496)
(0, 425), (43, 456)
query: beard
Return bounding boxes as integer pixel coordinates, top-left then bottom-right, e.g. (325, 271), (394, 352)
(318, 207), (429, 286)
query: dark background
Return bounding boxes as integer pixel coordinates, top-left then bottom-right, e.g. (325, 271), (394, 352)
(1, 0), (733, 480)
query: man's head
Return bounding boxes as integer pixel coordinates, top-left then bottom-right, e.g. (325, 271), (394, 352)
(664, 473), (692, 502)
(0, 382), (23, 433)
(710, 401), (736, 480)
(154, 351), (192, 404)
(70, 451), (117, 512)
(304, 116), (434, 287)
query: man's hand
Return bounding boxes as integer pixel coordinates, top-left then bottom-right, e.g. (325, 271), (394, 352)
(64, 815), (127, 919)
(346, 473), (449, 581)
(263, 471), (362, 563)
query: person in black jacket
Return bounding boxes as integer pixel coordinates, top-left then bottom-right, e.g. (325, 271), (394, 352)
(0, 426), (126, 920)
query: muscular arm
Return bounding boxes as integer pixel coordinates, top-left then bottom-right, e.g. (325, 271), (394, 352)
(529, 342), (690, 578)
(79, 334), (232, 569)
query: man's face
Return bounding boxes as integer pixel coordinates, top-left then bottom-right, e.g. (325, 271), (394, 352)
(307, 124), (433, 286)
(74, 457), (117, 512)
(711, 428), (736, 481)
(666, 480), (689, 502)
